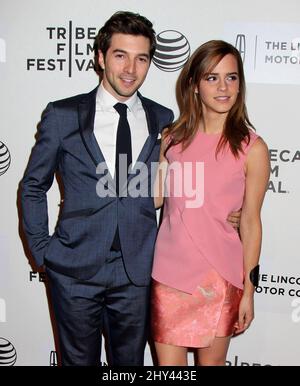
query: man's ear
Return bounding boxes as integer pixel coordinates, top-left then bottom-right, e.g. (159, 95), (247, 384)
(98, 50), (105, 70)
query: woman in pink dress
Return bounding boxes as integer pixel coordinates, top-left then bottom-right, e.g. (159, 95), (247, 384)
(151, 40), (270, 366)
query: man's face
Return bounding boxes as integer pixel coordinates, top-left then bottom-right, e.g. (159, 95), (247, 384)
(98, 33), (151, 102)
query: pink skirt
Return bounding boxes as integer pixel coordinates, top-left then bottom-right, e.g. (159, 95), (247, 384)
(151, 270), (243, 348)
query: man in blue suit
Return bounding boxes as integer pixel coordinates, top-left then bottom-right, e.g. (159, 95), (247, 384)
(21, 11), (174, 366)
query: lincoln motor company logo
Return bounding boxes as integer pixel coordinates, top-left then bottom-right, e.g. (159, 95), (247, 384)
(235, 34), (246, 63)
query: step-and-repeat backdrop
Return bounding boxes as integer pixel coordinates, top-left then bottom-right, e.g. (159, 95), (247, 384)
(1, 0), (299, 366)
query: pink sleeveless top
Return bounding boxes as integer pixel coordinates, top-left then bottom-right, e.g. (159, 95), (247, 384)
(152, 130), (259, 293)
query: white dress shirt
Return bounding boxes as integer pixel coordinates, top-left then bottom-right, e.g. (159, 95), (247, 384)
(93, 83), (149, 177)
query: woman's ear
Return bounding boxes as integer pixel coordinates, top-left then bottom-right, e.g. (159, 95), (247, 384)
(191, 79), (199, 94)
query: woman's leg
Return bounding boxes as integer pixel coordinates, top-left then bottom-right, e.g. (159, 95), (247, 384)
(155, 342), (188, 366)
(196, 336), (231, 366)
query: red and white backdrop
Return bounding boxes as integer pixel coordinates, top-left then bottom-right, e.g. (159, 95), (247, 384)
(0, 0), (299, 366)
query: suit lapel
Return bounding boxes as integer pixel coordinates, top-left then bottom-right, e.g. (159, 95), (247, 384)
(134, 93), (159, 166)
(78, 87), (115, 194)
(78, 87), (102, 165)
(124, 93), (159, 191)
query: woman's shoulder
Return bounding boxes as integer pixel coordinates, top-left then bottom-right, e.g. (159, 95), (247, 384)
(161, 127), (173, 141)
(244, 131), (269, 164)
(161, 127), (174, 154)
(243, 130), (267, 154)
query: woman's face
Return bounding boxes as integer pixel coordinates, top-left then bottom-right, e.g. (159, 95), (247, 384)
(197, 54), (240, 117)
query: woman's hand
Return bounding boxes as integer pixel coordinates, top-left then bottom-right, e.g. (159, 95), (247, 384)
(234, 293), (254, 335)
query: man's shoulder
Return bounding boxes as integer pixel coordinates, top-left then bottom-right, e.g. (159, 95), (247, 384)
(51, 87), (98, 108)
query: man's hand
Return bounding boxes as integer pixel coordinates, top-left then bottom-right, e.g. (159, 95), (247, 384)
(227, 209), (241, 230)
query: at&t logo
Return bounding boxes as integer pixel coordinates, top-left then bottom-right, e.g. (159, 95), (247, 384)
(0, 338), (17, 366)
(0, 141), (11, 176)
(153, 30), (190, 72)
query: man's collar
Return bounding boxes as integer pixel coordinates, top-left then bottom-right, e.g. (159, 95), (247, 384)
(96, 82), (140, 113)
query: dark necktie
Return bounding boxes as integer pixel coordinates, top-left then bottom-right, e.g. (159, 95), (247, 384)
(111, 102), (132, 251)
(114, 103), (132, 195)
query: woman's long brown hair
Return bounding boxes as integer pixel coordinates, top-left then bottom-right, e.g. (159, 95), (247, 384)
(167, 40), (254, 158)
